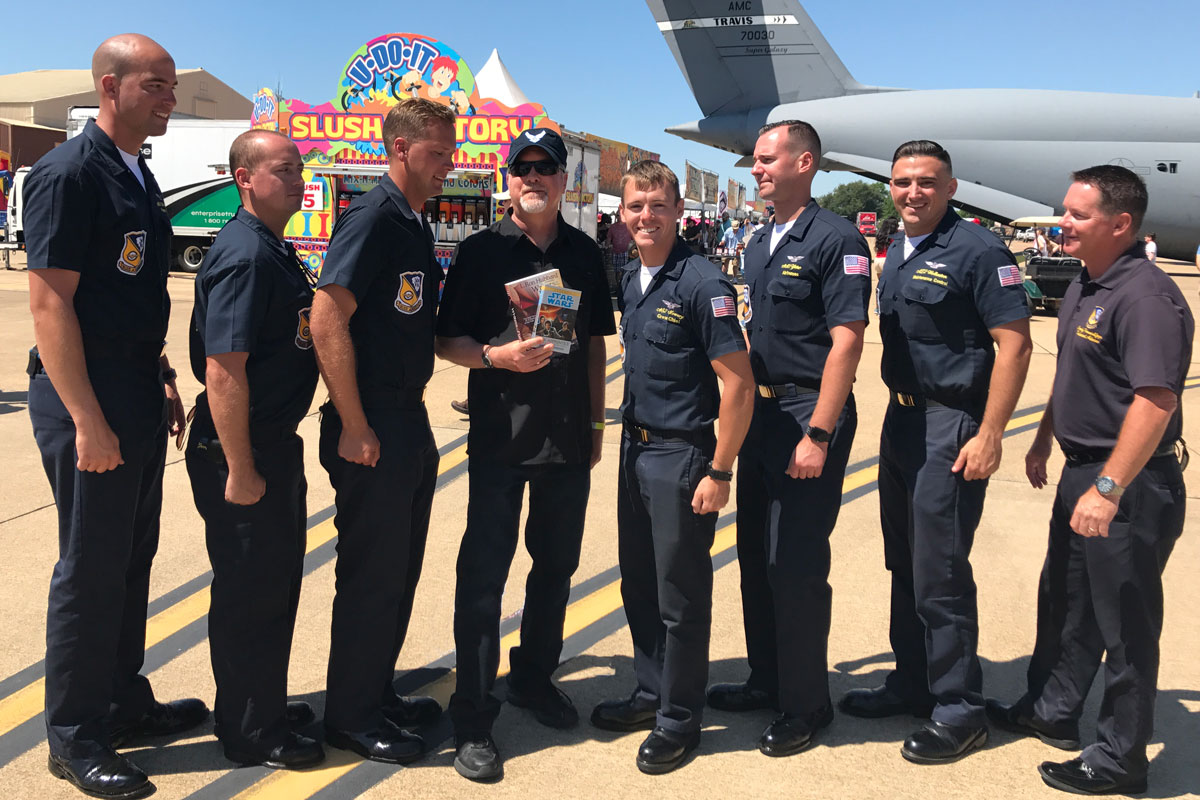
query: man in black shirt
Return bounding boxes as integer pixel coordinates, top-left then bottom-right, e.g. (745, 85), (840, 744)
(186, 130), (323, 770)
(988, 166), (1192, 796)
(309, 98), (454, 764)
(436, 127), (616, 781)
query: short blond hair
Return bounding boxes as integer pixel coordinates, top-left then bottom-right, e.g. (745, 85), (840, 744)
(620, 160), (679, 204)
(383, 98), (456, 158)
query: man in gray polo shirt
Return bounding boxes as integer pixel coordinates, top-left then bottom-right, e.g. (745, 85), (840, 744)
(988, 165), (1192, 796)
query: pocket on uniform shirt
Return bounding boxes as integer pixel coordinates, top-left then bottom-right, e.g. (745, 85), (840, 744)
(643, 320), (690, 380)
(767, 277), (817, 333)
(899, 280), (952, 340)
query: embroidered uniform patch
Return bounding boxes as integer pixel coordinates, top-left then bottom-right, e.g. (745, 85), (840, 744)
(997, 265), (1023, 287)
(843, 255), (869, 276)
(117, 231), (147, 276)
(711, 296), (737, 318)
(295, 308), (313, 350)
(394, 271), (424, 314)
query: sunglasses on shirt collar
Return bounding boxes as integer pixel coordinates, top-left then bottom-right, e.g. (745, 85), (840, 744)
(509, 160), (561, 178)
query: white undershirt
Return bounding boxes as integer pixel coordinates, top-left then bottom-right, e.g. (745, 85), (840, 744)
(639, 265), (663, 294)
(903, 233), (931, 260)
(769, 219), (796, 254)
(118, 148), (146, 190)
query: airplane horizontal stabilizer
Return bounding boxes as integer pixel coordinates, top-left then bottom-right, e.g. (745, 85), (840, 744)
(823, 151), (1054, 223)
(645, 0), (893, 117)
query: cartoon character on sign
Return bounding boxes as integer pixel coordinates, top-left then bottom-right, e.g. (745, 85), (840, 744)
(400, 55), (473, 114)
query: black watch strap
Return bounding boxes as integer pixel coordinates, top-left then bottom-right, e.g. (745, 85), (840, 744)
(706, 462), (733, 482)
(805, 425), (832, 444)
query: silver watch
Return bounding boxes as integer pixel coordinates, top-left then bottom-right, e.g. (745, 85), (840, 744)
(1094, 476), (1124, 499)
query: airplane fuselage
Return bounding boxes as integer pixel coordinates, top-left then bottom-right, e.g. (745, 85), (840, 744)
(671, 89), (1200, 259)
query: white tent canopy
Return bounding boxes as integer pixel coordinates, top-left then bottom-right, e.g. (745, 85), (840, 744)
(473, 49), (531, 108)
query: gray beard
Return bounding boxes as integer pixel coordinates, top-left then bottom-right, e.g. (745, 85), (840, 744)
(518, 192), (548, 214)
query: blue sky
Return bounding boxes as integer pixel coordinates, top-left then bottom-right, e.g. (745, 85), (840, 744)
(4, 1), (1197, 199)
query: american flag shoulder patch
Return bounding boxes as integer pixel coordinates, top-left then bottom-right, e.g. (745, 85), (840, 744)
(996, 264), (1023, 287)
(711, 296), (737, 318)
(843, 254), (870, 275)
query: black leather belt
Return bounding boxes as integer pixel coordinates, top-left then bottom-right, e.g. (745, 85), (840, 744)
(757, 383), (819, 399)
(890, 391), (946, 408)
(624, 421), (713, 447)
(85, 338), (162, 361)
(1064, 443), (1178, 465)
(360, 387), (427, 409)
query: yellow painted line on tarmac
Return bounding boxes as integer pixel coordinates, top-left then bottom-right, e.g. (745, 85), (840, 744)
(606, 359), (623, 378)
(0, 442), (471, 742)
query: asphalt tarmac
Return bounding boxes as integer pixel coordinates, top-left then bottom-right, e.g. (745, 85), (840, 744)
(0, 252), (1197, 799)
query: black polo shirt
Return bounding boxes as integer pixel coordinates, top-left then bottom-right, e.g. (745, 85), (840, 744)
(190, 207), (318, 433)
(1052, 242), (1193, 452)
(877, 209), (1030, 406)
(741, 200), (870, 388)
(619, 240), (744, 433)
(436, 212), (616, 465)
(23, 119), (173, 435)
(316, 175), (441, 394)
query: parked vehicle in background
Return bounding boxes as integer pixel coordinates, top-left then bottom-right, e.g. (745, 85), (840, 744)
(3, 166), (30, 248)
(856, 210), (876, 235)
(1009, 216), (1080, 314)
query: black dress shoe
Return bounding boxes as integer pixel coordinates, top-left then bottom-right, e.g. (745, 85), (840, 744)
(838, 685), (934, 719)
(706, 682), (778, 713)
(636, 727), (701, 775)
(110, 698), (210, 747)
(985, 699), (1080, 750)
(1038, 758), (1147, 795)
(323, 722), (424, 764)
(454, 735), (502, 782)
(450, 399), (470, 415)
(590, 696), (657, 732)
(223, 731), (325, 770)
(901, 721), (988, 764)
(758, 705), (834, 757)
(507, 682), (578, 729)
(381, 695), (442, 729)
(48, 750), (154, 799)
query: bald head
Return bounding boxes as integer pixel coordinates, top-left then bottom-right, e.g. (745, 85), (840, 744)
(230, 130), (297, 179)
(91, 34), (173, 87)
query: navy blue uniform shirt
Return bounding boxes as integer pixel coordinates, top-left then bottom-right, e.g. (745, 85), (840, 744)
(619, 239), (744, 433)
(24, 119), (172, 349)
(878, 209), (1029, 405)
(1052, 242), (1193, 452)
(316, 175), (440, 393)
(437, 212), (617, 465)
(190, 207), (318, 432)
(741, 200), (870, 387)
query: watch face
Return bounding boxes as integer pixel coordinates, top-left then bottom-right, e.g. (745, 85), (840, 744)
(1096, 476), (1115, 495)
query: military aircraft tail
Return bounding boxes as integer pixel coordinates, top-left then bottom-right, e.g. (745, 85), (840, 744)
(645, 0), (896, 117)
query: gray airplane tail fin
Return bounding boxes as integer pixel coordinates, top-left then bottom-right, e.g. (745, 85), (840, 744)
(646, 0), (893, 116)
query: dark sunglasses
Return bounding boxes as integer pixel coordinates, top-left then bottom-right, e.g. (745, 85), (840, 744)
(509, 160), (560, 178)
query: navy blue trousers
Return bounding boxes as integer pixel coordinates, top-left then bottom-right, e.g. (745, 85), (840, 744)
(877, 402), (988, 728)
(735, 392), (857, 717)
(1023, 456), (1184, 781)
(618, 433), (715, 734)
(319, 403), (438, 732)
(186, 415), (307, 752)
(30, 370), (164, 758)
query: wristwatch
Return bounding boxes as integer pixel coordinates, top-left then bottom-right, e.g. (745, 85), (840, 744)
(706, 462), (733, 482)
(481, 345), (495, 369)
(1094, 475), (1124, 499)
(805, 425), (833, 444)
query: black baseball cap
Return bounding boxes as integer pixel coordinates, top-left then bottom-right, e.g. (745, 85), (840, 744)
(507, 127), (567, 169)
